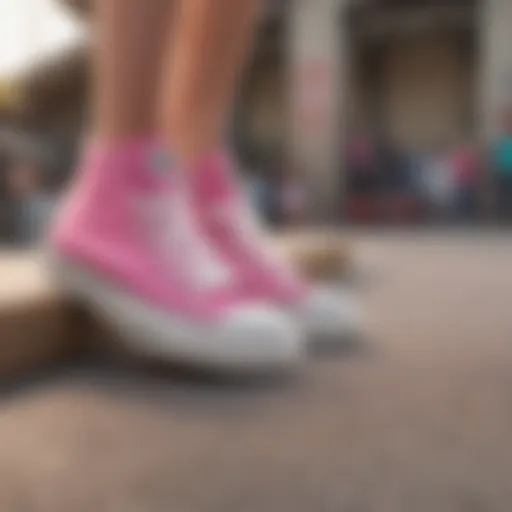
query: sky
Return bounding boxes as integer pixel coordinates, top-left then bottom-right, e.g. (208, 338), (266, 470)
(0, 0), (84, 77)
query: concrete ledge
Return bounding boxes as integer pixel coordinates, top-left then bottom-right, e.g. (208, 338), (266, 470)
(0, 252), (77, 379)
(0, 235), (351, 378)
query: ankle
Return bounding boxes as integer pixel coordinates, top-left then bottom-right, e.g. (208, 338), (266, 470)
(162, 123), (222, 167)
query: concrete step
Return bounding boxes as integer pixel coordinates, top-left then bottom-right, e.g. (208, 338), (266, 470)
(0, 234), (352, 379)
(0, 251), (81, 380)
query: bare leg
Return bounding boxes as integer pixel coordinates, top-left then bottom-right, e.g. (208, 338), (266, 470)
(159, 0), (263, 162)
(50, 0), (305, 373)
(93, 0), (174, 142)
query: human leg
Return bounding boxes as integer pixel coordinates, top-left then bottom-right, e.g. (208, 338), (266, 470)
(157, 0), (362, 345)
(49, 0), (303, 371)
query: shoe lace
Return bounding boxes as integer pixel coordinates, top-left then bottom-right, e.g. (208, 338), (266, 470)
(138, 190), (234, 291)
(215, 196), (298, 283)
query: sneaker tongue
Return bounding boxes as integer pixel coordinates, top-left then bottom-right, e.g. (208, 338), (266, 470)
(78, 139), (167, 193)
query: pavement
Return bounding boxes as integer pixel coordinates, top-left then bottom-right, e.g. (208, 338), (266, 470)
(1, 231), (512, 511)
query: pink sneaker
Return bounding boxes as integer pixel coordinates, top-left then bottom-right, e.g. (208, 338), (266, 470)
(187, 152), (362, 343)
(49, 142), (303, 371)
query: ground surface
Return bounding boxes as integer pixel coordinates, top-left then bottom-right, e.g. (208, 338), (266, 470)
(1, 231), (512, 511)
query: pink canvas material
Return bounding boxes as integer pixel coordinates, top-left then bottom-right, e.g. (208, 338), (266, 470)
(188, 151), (309, 304)
(51, 140), (245, 323)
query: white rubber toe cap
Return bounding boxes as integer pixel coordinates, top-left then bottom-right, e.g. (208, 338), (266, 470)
(214, 304), (305, 370)
(295, 287), (362, 342)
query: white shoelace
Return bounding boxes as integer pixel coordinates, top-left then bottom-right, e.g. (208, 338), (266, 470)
(214, 198), (295, 280)
(137, 191), (234, 291)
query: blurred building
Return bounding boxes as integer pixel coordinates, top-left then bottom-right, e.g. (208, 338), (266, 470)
(3, 0), (512, 219)
(242, 0), (512, 218)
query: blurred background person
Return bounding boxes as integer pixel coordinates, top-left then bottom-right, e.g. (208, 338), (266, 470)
(6, 152), (56, 246)
(452, 140), (482, 222)
(420, 142), (456, 222)
(279, 165), (307, 227)
(345, 131), (380, 223)
(346, 131), (378, 197)
(244, 165), (274, 224)
(491, 109), (512, 223)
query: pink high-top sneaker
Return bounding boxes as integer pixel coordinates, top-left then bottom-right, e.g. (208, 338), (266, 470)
(49, 142), (303, 371)
(187, 152), (361, 344)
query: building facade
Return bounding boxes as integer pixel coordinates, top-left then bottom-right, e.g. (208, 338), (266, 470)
(241, 0), (512, 218)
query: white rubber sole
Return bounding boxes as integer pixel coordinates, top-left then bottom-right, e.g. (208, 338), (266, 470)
(294, 287), (363, 346)
(47, 251), (304, 373)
